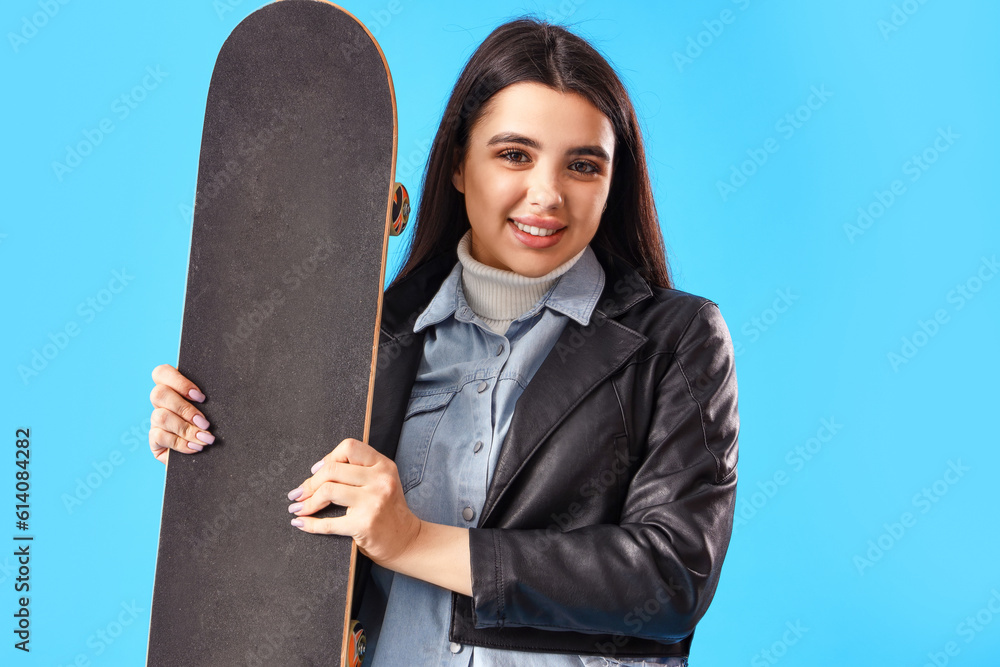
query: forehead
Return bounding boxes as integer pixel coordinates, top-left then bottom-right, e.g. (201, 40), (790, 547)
(473, 81), (615, 148)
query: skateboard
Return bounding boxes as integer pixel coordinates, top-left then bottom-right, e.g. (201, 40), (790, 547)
(147, 2), (407, 665)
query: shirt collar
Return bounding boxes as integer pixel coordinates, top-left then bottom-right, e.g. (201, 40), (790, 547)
(413, 244), (606, 333)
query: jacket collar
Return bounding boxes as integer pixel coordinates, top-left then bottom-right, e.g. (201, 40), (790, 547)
(373, 242), (654, 525)
(380, 243), (652, 340)
(411, 243), (606, 333)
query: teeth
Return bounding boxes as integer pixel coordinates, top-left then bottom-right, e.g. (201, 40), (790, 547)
(513, 221), (558, 237)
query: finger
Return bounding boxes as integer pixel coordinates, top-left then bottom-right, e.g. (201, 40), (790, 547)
(150, 405), (215, 448)
(149, 425), (205, 457)
(328, 438), (382, 467)
(149, 383), (212, 435)
(290, 456), (374, 502)
(290, 514), (354, 536)
(289, 481), (361, 516)
(152, 363), (207, 403)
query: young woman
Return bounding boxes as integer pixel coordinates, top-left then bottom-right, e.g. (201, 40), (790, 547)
(148, 17), (739, 667)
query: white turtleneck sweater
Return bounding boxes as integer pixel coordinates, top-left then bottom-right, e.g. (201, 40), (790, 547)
(455, 229), (588, 335)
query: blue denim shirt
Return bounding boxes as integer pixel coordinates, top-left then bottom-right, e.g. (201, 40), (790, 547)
(361, 245), (686, 667)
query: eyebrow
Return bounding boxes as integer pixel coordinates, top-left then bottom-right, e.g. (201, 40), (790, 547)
(486, 132), (611, 162)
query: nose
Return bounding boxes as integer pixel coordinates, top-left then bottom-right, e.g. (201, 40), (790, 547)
(526, 166), (563, 211)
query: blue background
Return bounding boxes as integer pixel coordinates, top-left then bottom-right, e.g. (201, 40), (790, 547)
(3, 0), (998, 665)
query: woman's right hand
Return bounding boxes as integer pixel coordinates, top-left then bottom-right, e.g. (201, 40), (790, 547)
(148, 364), (215, 465)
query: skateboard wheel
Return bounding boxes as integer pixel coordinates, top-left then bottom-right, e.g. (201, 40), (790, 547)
(348, 619), (366, 667)
(390, 182), (410, 236)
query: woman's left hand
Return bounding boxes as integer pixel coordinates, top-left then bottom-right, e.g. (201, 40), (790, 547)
(286, 438), (422, 568)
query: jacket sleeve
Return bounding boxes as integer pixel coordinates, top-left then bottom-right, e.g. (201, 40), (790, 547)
(466, 301), (739, 642)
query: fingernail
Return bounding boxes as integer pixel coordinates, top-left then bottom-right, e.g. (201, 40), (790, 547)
(288, 502), (303, 513)
(188, 442), (204, 452)
(189, 388), (206, 403)
(193, 415), (210, 430)
(291, 518), (304, 527)
(287, 487), (303, 501)
(310, 459), (325, 474)
(196, 431), (215, 444)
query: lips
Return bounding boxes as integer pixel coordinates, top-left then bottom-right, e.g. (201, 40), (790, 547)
(507, 218), (565, 248)
(511, 215), (564, 230)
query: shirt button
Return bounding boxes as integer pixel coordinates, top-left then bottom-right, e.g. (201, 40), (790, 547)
(462, 506), (475, 521)
(496, 343), (504, 356)
(450, 642), (462, 654)
(477, 380), (488, 393)
(473, 440), (483, 453)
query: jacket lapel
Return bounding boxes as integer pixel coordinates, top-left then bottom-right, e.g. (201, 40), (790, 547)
(479, 307), (648, 525)
(479, 246), (654, 525)
(371, 244), (654, 525)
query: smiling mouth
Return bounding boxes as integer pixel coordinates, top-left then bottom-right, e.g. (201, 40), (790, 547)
(509, 219), (562, 237)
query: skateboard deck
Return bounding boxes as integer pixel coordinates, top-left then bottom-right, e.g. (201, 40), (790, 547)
(147, 1), (404, 665)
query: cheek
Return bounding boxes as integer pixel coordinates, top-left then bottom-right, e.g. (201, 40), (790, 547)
(470, 168), (522, 213)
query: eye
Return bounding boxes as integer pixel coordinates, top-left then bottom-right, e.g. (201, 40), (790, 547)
(570, 160), (601, 175)
(498, 148), (529, 163)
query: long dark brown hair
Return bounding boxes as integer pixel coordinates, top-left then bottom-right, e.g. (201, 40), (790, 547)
(389, 16), (673, 290)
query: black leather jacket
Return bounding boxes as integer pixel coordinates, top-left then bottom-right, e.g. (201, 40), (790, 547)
(355, 243), (739, 661)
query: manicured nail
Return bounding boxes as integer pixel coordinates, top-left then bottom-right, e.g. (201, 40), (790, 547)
(291, 518), (304, 527)
(310, 459), (325, 474)
(287, 487), (303, 501)
(188, 442), (204, 452)
(288, 502), (303, 514)
(188, 388), (206, 403)
(196, 431), (215, 444)
(193, 415), (210, 430)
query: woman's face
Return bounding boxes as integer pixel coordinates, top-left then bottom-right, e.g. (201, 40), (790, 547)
(452, 81), (615, 277)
